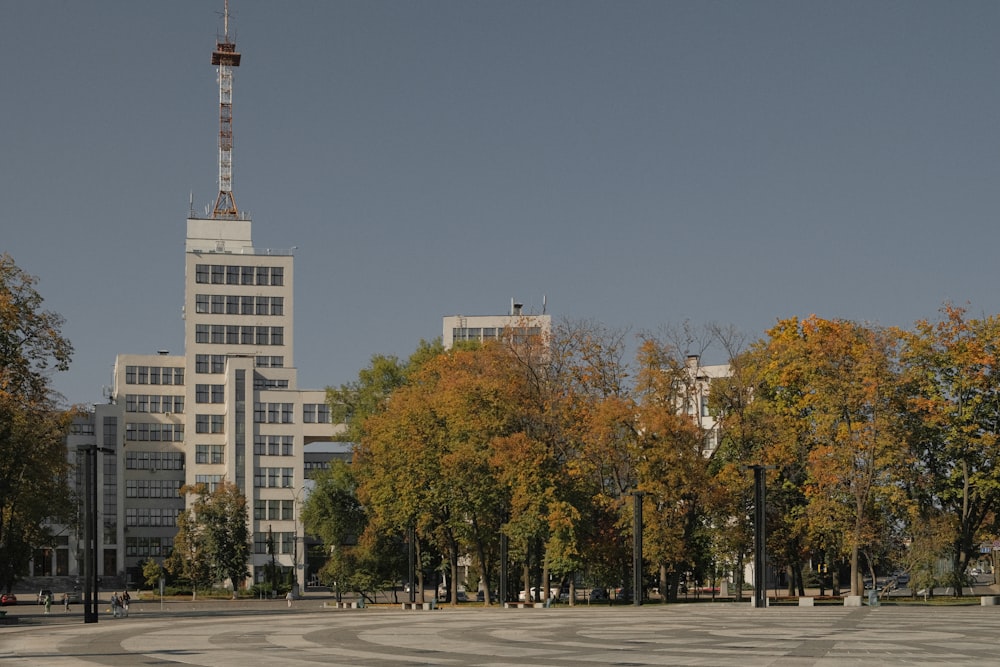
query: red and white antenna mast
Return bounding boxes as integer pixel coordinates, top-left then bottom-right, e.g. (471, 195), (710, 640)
(211, 0), (241, 219)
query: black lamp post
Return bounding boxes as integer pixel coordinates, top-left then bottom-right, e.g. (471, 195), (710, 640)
(744, 464), (774, 609)
(630, 490), (645, 606)
(78, 445), (114, 624)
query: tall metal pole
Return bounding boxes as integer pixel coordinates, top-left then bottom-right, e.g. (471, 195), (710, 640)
(81, 446), (97, 623)
(407, 526), (415, 604)
(632, 491), (644, 606)
(753, 465), (767, 609)
(499, 531), (508, 605)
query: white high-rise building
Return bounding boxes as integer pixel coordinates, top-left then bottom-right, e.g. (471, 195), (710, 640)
(101, 7), (337, 593)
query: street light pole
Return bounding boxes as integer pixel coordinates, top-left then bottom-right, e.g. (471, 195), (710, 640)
(79, 445), (114, 624)
(744, 464), (774, 609)
(630, 491), (645, 606)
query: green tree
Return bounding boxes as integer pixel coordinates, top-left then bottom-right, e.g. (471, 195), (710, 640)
(167, 482), (250, 596)
(898, 305), (1000, 593)
(0, 253), (75, 593)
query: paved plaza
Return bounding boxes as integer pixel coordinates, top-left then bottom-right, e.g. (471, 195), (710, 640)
(2, 597), (1000, 666)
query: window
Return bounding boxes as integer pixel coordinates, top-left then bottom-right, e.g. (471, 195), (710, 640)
(271, 356), (284, 368)
(196, 355), (209, 373)
(173, 368), (184, 385)
(149, 367), (160, 385)
(317, 404), (331, 423)
(253, 435), (265, 455)
(196, 325), (209, 344)
(268, 500), (280, 519)
(149, 395), (160, 413)
(282, 436), (293, 457)
(241, 266), (254, 285)
(195, 264), (209, 283)
(253, 403), (265, 423)
(125, 395), (137, 412)
(227, 325), (239, 345)
(195, 294), (209, 314)
(271, 297), (283, 316)
(256, 266), (269, 285)
(257, 327), (269, 346)
(196, 384), (209, 403)
(211, 295), (224, 314)
(282, 467), (293, 488)
(271, 327), (284, 346)
(281, 500), (293, 520)
(241, 295), (254, 314)
(211, 325), (225, 344)
(212, 355), (225, 373)
(282, 403), (293, 424)
(138, 367), (148, 384)
(226, 296), (239, 314)
(196, 414), (209, 433)
(303, 404), (315, 423)
(255, 356), (269, 368)
(196, 445), (225, 464)
(268, 404), (279, 423)
(211, 415), (224, 433)
(271, 267), (284, 286)
(256, 297), (269, 315)
(211, 265), (224, 284)
(211, 385), (224, 404)
(226, 265), (240, 285)
(242, 326), (254, 345)
(125, 366), (137, 384)
(195, 475), (223, 492)
(254, 500), (265, 520)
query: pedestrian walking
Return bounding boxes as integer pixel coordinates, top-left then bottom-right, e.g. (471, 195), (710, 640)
(122, 590), (130, 616)
(286, 591), (293, 608)
(62, 592), (70, 612)
(43, 594), (52, 614)
(111, 593), (120, 618)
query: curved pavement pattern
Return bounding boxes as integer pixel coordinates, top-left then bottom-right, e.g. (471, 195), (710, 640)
(2, 603), (1000, 666)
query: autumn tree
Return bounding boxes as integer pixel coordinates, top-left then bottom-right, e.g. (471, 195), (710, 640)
(0, 253), (75, 593)
(898, 305), (1000, 593)
(300, 460), (367, 594)
(750, 317), (909, 596)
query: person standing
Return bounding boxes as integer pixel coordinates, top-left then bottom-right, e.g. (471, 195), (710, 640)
(43, 594), (52, 614)
(286, 591), (293, 608)
(62, 592), (70, 612)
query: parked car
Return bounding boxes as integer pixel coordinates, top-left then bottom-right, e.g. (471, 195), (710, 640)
(1, 593), (17, 606)
(37, 589), (53, 604)
(476, 590), (496, 603)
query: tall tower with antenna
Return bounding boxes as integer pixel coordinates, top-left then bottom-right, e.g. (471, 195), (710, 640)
(211, 0), (241, 219)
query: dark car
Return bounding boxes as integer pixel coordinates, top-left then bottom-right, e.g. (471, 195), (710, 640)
(1, 593), (16, 606)
(588, 588), (608, 602)
(476, 590), (496, 603)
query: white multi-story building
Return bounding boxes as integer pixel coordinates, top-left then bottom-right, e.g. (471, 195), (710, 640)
(75, 8), (338, 593)
(442, 300), (552, 350)
(680, 354), (730, 456)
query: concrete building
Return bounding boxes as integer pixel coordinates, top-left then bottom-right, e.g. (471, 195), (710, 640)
(442, 300), (552, 350)
(680, 354), (731, 457)
(57, 6), (340, 594)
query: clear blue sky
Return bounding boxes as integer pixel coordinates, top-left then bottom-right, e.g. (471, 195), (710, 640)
(4, 1), (999, 406)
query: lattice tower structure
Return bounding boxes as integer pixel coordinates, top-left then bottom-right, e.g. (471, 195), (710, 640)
(211, 2), (241, 219)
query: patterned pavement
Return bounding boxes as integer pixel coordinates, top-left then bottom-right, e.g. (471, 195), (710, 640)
(2, 600), (999, 666)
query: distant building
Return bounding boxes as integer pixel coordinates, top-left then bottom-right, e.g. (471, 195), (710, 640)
(680, 354), (730, 456)
(442, 300), (552, 350)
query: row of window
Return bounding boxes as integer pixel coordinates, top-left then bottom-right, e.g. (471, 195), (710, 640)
(195, 384), (226, 404)
(125, 479), (183, 498)
(195, 324), (284, 346)
(125, 451), (185, 471)
(253, 403), (294, 424)
(253, 531), (294, 555)
(253, 467), (294, 488)
(125, 507), (181, 527)
(195, 474), (224, 492)
(254, 435), (294, 457)
(125, 536), (173, 558)
(302, 403), (332, 424)
(195, 355), (286, 373)
(195, 444), (226, 464)
(195, 414), (225, 434)
(195, 264), (285, 287)
(253, 499), (294, 521)
(125, 394), (184, 414)
(125, 366), (184, 385)
(255, 378), (289, 389)
(125, 423), (184, 442)
(195, 294), (284, 316)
